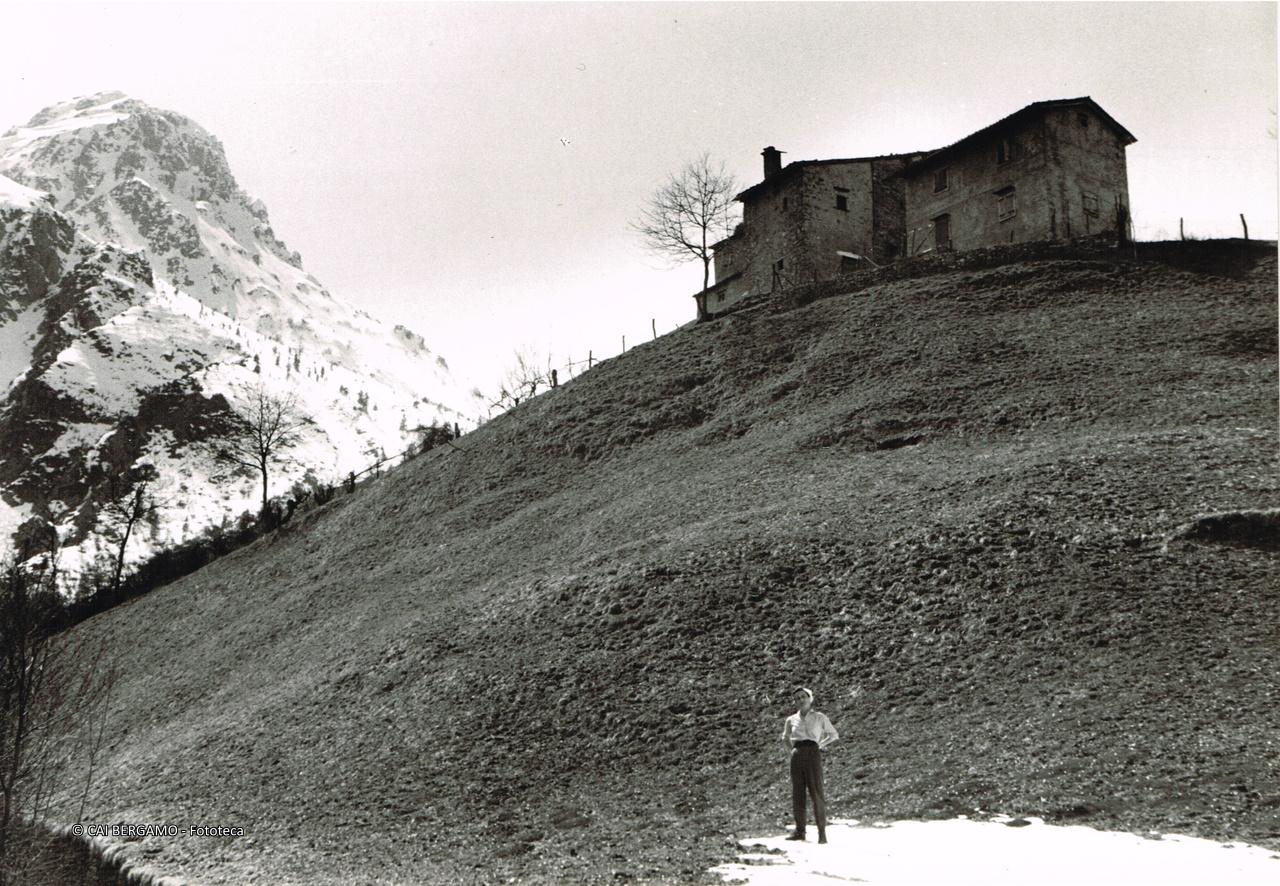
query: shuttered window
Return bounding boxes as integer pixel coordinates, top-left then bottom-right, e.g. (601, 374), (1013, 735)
(996, 187), (1016, 221)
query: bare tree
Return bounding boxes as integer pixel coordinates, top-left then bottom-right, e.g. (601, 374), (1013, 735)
(488, 349), (552, 415)
(0, 550), (118, 886)
(632, 153), (740, 292)
(97, 478), (156, 599)
(216, 385), (312, 519)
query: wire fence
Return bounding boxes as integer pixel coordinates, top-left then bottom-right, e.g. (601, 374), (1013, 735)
(556, 316), (690, 377)
(1131, 212), (1277, 243)
(90, 211), (1273, 575)
(477, 212), (1275, 417)
(60, 215), (1275, 624)
(475, 316), (691, 418)
(266, 312), (681, 507)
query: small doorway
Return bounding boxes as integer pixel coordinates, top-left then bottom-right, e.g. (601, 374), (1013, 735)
(932, 214), (951, 251)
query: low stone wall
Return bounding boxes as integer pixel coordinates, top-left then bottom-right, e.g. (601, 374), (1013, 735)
(702, 236), (1275, 320)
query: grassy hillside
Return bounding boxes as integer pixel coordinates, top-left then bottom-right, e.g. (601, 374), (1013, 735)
(62, 241), (1277, 884)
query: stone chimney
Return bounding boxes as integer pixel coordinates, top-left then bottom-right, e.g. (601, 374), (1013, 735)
(762, 146), (783, 179)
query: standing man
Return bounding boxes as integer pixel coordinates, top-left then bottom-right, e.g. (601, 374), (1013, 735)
(781, 686), (839, 843)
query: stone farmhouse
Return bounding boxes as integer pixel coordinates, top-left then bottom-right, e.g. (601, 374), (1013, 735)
(698, 97), (1136, 318)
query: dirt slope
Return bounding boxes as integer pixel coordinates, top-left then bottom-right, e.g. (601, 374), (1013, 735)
(63, 241), (1278, 884)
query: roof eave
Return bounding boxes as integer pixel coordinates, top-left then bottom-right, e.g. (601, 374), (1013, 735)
(734, 152), (923, 202)
(904, 97), (1136, 173)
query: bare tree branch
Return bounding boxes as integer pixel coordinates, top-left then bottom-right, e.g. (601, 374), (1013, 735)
(631, 153), (740, 292)
(215, 385), (312, 519)
(0, 549), (120, 885)
(481, 348), (555, 416)
(97, 478), (156, 599)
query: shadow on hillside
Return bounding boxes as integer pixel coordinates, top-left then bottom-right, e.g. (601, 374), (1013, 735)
(1136, 238), (1276, 279)
(11, 823), (140, 886)
(1173, 509), (1280, 552)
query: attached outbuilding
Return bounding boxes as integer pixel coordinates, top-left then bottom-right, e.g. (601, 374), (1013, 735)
(699, 148), (922, 318)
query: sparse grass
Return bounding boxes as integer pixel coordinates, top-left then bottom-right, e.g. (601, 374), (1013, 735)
(58, 241), (1278, 884)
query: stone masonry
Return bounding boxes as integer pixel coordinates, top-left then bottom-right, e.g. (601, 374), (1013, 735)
(697, 97), (1136, 319)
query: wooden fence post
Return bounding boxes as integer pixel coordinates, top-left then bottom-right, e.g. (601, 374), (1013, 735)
(651, 318), (657, 341)
(1179, 218), (1184, 241)
(1240, 213), (1249, 240)
(622, 335), (626, 352)
(588, 350), (593, 369)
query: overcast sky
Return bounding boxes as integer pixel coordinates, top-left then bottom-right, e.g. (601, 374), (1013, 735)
(3, 2), (1276, 388)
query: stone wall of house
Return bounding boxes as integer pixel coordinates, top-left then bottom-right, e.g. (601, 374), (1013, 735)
(904, 106), (1131, 252)
(794, 162), (876, 285)
(706, 103), (1134, 317)
(698, 274), (752, 317)
(904, 115), (1055, 253)
(1040, 107), (1131, 240)
(712, 174), (808, 299)
(711, 228), (747, 282)
(711, 157), (916, 309)
(869, 155), (919, 263)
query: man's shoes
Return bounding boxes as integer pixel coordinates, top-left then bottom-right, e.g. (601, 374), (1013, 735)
(785, 831), (805, 841)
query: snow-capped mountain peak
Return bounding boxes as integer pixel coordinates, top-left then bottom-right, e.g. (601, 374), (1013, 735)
(0, 93), (471, 581)
(0, 91), (134, 151)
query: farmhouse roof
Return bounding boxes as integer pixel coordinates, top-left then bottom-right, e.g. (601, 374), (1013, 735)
(733, 152), (920, 203)
(904, 96), (1137, 173)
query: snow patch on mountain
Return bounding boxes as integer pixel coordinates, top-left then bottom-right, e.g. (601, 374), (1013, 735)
(0, 173), (51, 211)
(0, 302), (42, 390)
(0, 91), (132, 156)
(0, 92), (475, 581)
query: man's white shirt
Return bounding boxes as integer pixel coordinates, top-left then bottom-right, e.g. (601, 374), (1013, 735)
(782, 709), (839, 749)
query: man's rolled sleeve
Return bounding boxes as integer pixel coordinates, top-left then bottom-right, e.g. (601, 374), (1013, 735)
(818, 714), (839, 749)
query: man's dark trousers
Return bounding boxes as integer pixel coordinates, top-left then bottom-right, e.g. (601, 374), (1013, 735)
(790, 741), (826, 837)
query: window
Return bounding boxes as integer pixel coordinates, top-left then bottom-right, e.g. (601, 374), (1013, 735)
(996, 137), (1019, 165)
(996, 186), (1016, 221)
(1077, 113), (1090, 128)
(1081, 192), (1099, 217)
(933, 167), (949, 192)
(774, 258), (785, 272)
(835, 194), (848, 211)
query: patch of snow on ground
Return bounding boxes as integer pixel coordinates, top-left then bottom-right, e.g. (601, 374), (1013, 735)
(51, 426), (260, 580)
(45, 422), (114, 459)
(711, 817), (1280, 886)
(0, 302), (43, 389)
(0, 172), (49, 210)
(0, 501), (33, 553)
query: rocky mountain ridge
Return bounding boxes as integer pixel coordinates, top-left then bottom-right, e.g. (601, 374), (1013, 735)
(0, 91), (471, 576)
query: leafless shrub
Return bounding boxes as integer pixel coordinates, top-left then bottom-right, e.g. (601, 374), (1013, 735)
(0, 550), (118, 886)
